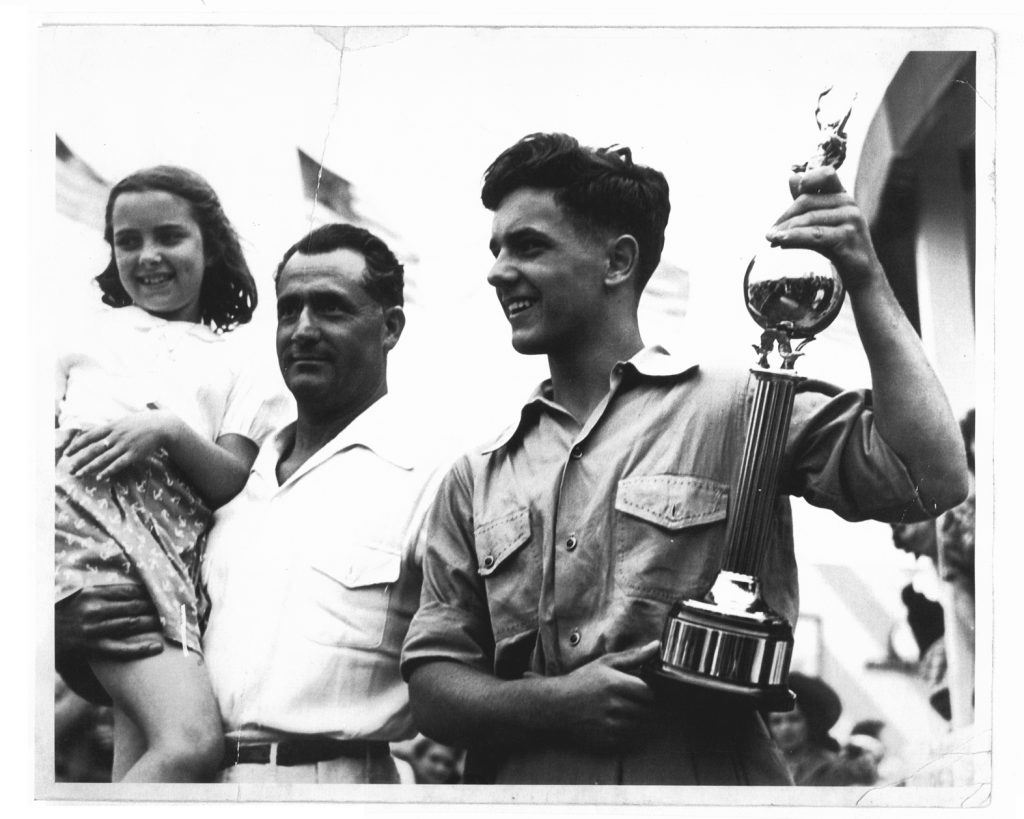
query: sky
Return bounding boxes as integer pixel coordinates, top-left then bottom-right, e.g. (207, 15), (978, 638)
(7, 6), (1022, 813)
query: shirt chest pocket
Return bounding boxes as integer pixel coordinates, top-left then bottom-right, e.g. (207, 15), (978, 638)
(614, 474), (729, 603)
(301, 543), (402, 649)
(474, 507), (539, 640)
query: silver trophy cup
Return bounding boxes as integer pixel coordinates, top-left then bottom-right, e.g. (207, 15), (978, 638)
(643, 89), (852, 710)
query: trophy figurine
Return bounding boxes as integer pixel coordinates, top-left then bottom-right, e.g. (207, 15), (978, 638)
(644, 88), (853, 710)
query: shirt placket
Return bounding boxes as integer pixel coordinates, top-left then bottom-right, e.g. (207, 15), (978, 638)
(231, 470), (298, 730)
(546, 366), (627, 673)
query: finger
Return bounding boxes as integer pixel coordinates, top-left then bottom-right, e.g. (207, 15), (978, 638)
(87, 584), (157, 603)
(604, 640), (662, 670)
(771, 194), (852, 228)
(71, 445), (120, 478)
(772, 204), (859, 233)
(95, 451), (136, 481)
(91, 636), (165, 660)
(611, 673), (657, 705)
(83, 615), (163, 638)
(63, 426), (109, 457)
(764, 226), (841, 255)
(788, 166), (846, 199)
(68, 435), (120, 475)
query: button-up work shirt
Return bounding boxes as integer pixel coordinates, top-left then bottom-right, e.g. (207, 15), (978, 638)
(401, 347), (928, 757)
(202, 395), (443, 742)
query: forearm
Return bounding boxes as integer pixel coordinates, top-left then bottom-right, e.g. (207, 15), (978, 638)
(846, 268), (968, 513)
(163, 421), (255, 507)
(409, 661), (569, 750)
(767, 166), (968, 514)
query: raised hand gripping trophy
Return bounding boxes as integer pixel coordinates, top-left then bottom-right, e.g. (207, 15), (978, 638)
(644, 89), (854, 710)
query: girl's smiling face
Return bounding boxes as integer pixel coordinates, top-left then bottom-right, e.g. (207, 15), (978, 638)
(111, 190), (207, 323)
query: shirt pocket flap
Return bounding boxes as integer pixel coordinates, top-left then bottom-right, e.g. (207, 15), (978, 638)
(474, 507), (531, 577)
(615, 475), (728, 530)
(311, 544), (401, 589)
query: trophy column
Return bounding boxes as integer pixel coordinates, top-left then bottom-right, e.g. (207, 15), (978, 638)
(648, 355), (806, 712)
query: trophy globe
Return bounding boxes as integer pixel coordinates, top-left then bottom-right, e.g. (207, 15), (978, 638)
(744, 248), (845, 368)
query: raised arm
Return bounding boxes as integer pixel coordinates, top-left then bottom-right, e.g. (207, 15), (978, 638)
(766, 166), (968, 514)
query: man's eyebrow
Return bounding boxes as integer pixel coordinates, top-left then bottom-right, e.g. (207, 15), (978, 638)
(491, 227), (548, 255)
(278, 288), (359, 307)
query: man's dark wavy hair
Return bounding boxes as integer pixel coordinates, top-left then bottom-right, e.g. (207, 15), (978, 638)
(480, 132), (671, 291)
(275, 223), (405, 309)
(95, 165), (257, 332)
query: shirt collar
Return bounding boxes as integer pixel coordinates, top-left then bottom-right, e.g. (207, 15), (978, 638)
(254, 392), (416, 488)
(116, 304), (219, 341)
(481, 345), (700, 453)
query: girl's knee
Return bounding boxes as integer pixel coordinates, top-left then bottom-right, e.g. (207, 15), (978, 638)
(154, 721), (224, 780)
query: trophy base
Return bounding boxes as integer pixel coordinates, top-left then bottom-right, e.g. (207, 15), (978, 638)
(642, 659), (796, 712)
(645, 573), (796, 712)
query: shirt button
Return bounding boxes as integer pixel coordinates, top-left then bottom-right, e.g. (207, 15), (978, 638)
(570, 446), (583, 460)
(565, 535), (578, 551)
(568, 630), (581, 646)
(482, 555), (495, 569)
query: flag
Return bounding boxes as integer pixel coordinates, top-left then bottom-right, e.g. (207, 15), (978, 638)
(296, 147), (419, 271)
(56, 135), (110, 232)
(297, 147), (360, 222)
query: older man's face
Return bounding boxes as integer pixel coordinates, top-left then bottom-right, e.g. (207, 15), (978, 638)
(275, 248), (402, 417)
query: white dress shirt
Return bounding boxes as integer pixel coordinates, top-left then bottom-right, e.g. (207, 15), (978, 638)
(201, 393), (444, 742)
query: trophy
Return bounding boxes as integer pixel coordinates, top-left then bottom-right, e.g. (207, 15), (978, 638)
(643, 88), (854, 710)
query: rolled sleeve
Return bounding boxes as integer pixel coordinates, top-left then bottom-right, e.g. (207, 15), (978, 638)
(785, 386), (931, 524)
(401, 459), (496, 680)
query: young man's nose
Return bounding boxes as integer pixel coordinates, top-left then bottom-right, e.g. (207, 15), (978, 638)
(486, 254), (518, 287)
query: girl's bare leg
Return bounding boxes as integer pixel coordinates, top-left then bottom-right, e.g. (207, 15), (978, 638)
(91, 638), (223, 782)
(109, 708), (146, 781)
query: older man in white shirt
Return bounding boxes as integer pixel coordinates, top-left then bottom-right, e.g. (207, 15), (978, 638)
(204, 391), (441, 783)
(56, 222), (443, 784)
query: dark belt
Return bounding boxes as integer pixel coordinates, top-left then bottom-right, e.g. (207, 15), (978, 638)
(220, 737), (390, 769)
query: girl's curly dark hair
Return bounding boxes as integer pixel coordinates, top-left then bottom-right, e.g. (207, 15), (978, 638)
(94, 166), (257, 331)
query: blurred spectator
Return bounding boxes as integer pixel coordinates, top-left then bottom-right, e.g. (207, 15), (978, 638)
(391, 734), (464, 785)
(767, 673), (878, 786)
(890, 409), (976, 728)
(845, 719), (888, 777)
(55, 674), (113, 782)
(898, 582), (951, 720)
(410, 736), (463, 784)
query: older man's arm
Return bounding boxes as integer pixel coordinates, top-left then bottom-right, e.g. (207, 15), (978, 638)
(56, 585), (164, 662)
(55, 585), (164, 704)
(767, 166), (969, 514)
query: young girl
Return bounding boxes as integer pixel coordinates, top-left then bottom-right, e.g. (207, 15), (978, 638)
(55, 166), (283, 782)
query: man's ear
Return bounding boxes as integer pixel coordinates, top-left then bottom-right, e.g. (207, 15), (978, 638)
(604, 234), (640, 291)
(382, 306), (406, 352)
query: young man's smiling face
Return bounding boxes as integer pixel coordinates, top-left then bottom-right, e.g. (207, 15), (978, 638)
(487, 187), (612, 357)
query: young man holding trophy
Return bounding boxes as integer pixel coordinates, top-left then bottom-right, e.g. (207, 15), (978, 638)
(401, 128), (968, 785)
